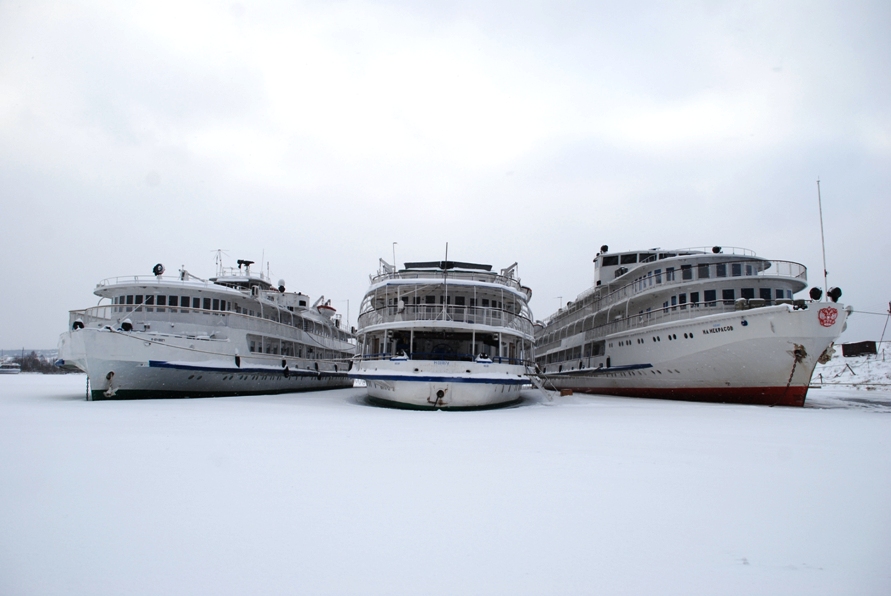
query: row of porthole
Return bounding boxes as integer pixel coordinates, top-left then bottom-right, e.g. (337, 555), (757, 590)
(185, 373), (327, 382)
(620, 331), (697, 345)
(606, 368), (683, 377)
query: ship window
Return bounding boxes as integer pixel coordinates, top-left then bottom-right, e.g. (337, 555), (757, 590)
(659, 253), (676, 259)
(731, 263), (742, 277)
(665, 267), (675, 281)
(135, 295), (143, 305)
(690, 292), (700, 305)
(425, 296), (435, 304)
(741, 288), (755, 300)
(192, 297), (200, 308)
(704, 290), (716, 305)
(786, 289), (793, 299)
(698, 264), (710, 279)
(655, 269), (662, 284)
(663, 301), (669, 310)
(760, 288), (772, 301)
(455, 296), (465, 306)
(602, 255), (619, 267)
(639, 253), (656, 263)
(621, 254), (637, 264)
(671, 296), (677, 309)
(681, 265), (693, 280)
(212, 299), (219, 310)
(145, 295), (154, 305)
(722, 289), (735, 304)
(679, 294), (687, 309)
(299, 300), (307, 307)
(203, 298), (211, 310)
(157, 296), (166, 306)
(716, 264), (727, 277)
(482, 299), (489, 307)
(776, 289), (785, 300)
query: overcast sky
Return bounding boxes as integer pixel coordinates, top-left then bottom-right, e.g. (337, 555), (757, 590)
(1, 0), (889, 349)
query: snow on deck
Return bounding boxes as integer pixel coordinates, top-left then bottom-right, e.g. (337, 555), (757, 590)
(0, 374), (889, 595)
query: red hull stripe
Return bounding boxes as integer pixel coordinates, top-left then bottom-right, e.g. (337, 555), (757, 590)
(565, 385), (809, 407)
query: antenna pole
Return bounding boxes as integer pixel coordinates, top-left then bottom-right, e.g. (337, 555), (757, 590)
(392, 242), (397, 271)
(443, 242), (449, 317)
(879, 301), (891, 347)
(817, 178), (828, 299)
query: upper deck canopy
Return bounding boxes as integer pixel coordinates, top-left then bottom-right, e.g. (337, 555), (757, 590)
(404, 261), (492, 271)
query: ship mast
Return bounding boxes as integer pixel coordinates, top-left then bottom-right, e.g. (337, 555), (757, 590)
(817, 179), (829, 299)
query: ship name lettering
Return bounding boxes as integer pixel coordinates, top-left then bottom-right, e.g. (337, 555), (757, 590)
(702, 325), (734, 335)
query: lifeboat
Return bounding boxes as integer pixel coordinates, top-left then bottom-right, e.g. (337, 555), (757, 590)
(317, 303), (337, 318)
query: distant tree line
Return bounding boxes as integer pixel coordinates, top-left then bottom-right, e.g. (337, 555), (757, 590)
(11, 351), (75, 374)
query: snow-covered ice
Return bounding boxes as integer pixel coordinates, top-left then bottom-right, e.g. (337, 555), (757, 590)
(1, 373), (889, 595)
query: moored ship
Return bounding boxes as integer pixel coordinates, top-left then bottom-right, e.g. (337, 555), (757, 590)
(351, 258), (535, 409)
(0, 361), (21, 374)
(57, 258), (355, 399)
(534, 245), (850, 406)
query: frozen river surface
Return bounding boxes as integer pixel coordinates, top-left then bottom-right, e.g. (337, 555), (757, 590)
(1, 374), (889, 595)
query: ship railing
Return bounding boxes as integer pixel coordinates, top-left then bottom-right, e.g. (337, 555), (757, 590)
(589, 299), (813, 348)
(95, 274), (220, 288)
(357, 304), (534, 336)
(535, 298), (817, 352)
(544, 258), (807, 328)
(68, 307), (114, 328)
(369, 269), (525, 292)
(68, 305), (355, 349)
(359, 352), (530, 366)
(671, 246), (757, 257)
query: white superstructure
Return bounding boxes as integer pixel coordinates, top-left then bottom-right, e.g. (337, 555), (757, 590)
(351, 259), (535, 409)
(535, 246), (850, 406)
(57, 259), (355, 400)
(0, 361), (21, 374)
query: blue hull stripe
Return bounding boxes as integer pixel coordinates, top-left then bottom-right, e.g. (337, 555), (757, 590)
(351, 373), (527, 385)
(148, 360), (346, 377)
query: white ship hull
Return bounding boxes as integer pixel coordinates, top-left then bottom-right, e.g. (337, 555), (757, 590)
(354, 258), (536, 410)
(353, 359), (528, 409)
(59, 327), (351, 400)
(540, 304), (847, 406)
